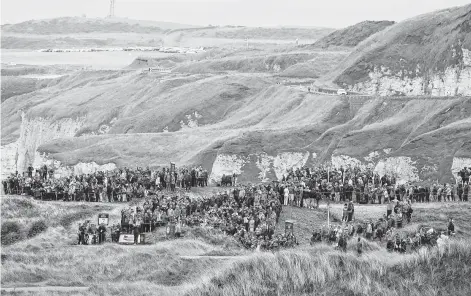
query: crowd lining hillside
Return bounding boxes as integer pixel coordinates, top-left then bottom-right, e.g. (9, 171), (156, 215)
(2, 163), (468, 253)
(2, 164), (210, 201)
(278, 165), (470, 206)
(2, 165), (470, 204)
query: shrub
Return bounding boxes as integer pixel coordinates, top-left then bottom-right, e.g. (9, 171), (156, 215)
(1, 221), (22, 245)
(27, 220), (48, 238)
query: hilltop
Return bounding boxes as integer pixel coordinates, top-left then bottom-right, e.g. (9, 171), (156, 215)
(1, 17), (334, 49)
(1, 17), (196, 49)
(326, 4), (471, 96)
(1, 17), (197, 34)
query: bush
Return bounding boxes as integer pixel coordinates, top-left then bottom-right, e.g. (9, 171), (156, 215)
(1, 221), (22, 245)
(28, 220), (48, 238)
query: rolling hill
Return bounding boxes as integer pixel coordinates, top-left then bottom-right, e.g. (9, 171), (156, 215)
(1, 17), (334, 49)
(1, 17), (197, 34)
(326, 4), (471, 96)
(1, 17), (196, 49)
(1, 68), (470, 183)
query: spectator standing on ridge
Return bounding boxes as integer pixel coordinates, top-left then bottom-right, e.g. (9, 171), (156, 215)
(448, 218), (455, 236)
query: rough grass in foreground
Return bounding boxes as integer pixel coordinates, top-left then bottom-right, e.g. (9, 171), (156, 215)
(1, 196), (113, 245)
(186, 240), (471, 296)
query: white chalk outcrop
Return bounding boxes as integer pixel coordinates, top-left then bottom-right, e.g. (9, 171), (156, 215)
(255, 153), (273, 182)
(209, 151), (425, 185)
(1, 113), (84, 177)
(348, 47), (471, 96)
(331, 155), (366, 170)
(375, 157), (420, 184)
(209, 154), (248, 184)
(1, 142), (19, 178)
(209, 151), (311, 183)
(272, 152), (310, 180)
(32, 153), (117, 178)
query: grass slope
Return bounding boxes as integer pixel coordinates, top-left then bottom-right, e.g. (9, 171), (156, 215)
(312, 20), (395, 48)
(331, 4), (471, 87)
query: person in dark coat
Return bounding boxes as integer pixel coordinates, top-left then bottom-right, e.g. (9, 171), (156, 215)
(448, 218), (455, 236)
(356, 237), (363, 256)
(78, 223), (86, 245)
(98, 223), (107, 244)
(347, 201), (354, 222)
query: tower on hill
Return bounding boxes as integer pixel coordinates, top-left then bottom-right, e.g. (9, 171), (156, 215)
(108, 0), (116, 18)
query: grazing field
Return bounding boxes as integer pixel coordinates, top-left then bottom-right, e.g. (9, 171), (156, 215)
(2, 193), (471, 296)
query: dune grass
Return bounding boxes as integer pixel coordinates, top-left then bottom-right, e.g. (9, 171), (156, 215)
(1, 196), (113, 246)
(186, 239), (471, 296)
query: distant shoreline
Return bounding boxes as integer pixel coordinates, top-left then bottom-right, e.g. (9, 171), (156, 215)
(37, 46), (205, 54)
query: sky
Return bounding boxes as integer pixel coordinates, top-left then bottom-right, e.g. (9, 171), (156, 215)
(1, 0), (470, 28)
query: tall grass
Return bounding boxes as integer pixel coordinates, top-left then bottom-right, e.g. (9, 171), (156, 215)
(1, 240), (227, 290)
(186, 239), (471, 296)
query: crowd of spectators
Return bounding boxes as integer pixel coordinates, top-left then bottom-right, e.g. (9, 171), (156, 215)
(4, 163), (469, 252)
(311, 197), (456, 254)
(2, 164), (209, 201)
(276, 165), (471, 207)
(116, 183), (299, 250)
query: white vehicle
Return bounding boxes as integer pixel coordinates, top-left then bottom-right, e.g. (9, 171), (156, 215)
(337, 89), (347, 95)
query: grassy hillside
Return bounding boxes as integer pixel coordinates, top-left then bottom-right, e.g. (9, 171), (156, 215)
(1, 76), (63, 102)
(173, 53), (319, 74)
(166, 26), (335, 41)
(330, 4), (471, 89)
(311, 20), (395, 48)
(279, 51), (349, 78)
(2, 67), (470, 182)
